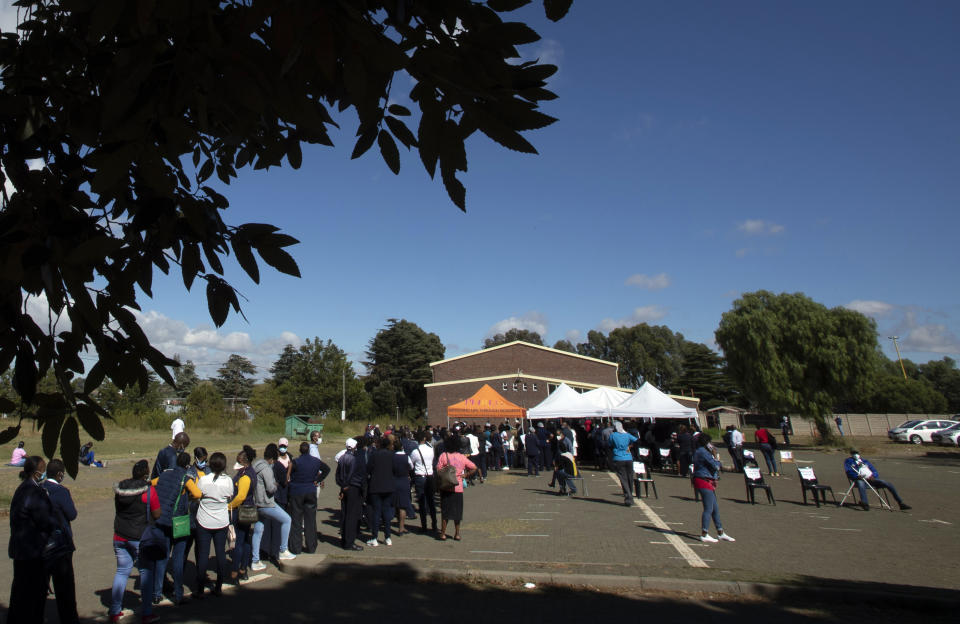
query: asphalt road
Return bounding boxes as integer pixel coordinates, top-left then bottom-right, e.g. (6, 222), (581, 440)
(1, 443), (958, 622)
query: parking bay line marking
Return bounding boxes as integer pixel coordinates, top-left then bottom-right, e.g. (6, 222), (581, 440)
(820, 527), (861, 531)
(608, 472), (708, 569)
(920, 519), (952, 525)
(519, 518), (554, 521)
(505, 534), (550, 537)
(470, 551), (514, 554)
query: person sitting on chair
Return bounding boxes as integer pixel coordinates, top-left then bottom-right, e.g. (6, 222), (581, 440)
(843, 449), (911, 511)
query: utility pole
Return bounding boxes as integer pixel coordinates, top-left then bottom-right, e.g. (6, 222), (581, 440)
(341, 367), (346, 421)
(888, 336), (908, 380)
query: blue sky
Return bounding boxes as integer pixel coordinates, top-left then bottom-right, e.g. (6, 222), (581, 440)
(8, 1), (959, 379)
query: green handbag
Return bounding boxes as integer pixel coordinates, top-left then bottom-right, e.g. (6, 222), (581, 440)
(171, 476), (191, 539)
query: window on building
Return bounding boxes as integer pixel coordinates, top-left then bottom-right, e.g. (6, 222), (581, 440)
(548, 383), (558, 394)
(532, 383), (538, 391)
(502, 382), (508, 391)
(522, 383), (527, 391)
(513, 383), (518, 391)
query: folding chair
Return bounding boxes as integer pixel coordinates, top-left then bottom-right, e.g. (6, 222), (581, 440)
(797, 467), (837, 507)
(839, 478), (892, 511)
(633, 461), (658, 499)
(743, 466), (775, 505)
(658, 447), (675, 473)
(564, 474), (587, 497)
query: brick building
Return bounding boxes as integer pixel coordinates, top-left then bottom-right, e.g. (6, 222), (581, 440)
(425, 341), (621, 427)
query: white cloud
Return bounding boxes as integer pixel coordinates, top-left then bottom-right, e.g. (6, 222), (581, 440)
(597, 306), (667, 332)
(625, 272), (670, 290)
(564, 329), (582, 344)
(0, 3), (20, 33)
(486, 312), (549, 339)
(900, 325), (960, 355)
(737, 219), (784, 236)
(845, 300), (895, 318)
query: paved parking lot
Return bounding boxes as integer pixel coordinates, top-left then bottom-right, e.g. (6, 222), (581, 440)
(1, 443), (958, 621)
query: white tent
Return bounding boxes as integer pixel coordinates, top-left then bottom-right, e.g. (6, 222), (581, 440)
(526, 383), (607, 420)
(582, 386), (632, 413)
(610, 382), (698, 420)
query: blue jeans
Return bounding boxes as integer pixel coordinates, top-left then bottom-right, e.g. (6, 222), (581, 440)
(195, 525), (228, 586)
(369, 492), (394, 541)
(233, 515), (253, 571)
(251, 505), (291, 562)
(556, 469), (577, 493)
(759, 444), (778, 474)
(698, 488), (723, 533)
(855, 478), (904, 506)
(111, 539), (155, 617)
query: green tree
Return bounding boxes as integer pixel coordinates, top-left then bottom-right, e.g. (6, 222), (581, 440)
(248, 382), (285, 433)
(918, 357), (960, 413)
(269, 345), (300, 386)
(0, 0), (570, 473)
(272, 338), (366, 418)
(173, 359), (201, 399)
(552, 339), (576, 353)
(186, 382), (226, 427)
(214, 355), (257, 399)
(576, 324), (686, 390)
(716, 291), (878, 441)
(859, 376), (948, 414)
(365, 319), (445, 418)
(483, 329), (544, 348)
(675, 342), (744, 410)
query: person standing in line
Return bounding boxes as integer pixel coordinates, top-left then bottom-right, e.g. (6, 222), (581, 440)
(676, 425), (694, 478)
(435, 435), (478, 541)
(464, 427), (481, 485)
(730, 425), (745, 471)
(152, 432), (189, 479)
(288, 442), (330, 554)
(336, 438), (365, 551)
(7, 456), (56, 623)
(42, 458), (79, 624)
(250, 446), (297, 570)
(524, 427), (540, 476)
(183, 446), (208, 574)
(228, 448), (256, 583)
(153, 451), (200, 605)
(780, 416), (791, 446)
(754, 427), (780, 476)
(366, 435), (396, 546)
(195, 452), (234, 598)
(170, 414), (185, 439)
(109, 460), (161, 624)
(392, 436), (413, 535)
(410, 430), (437, 534)
(308, 430), (323, 459)
(609, 421), (638, 507)
(692, 434), (735, 543)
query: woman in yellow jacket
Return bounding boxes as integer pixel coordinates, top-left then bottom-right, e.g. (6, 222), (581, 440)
(229, 446), (257, 583)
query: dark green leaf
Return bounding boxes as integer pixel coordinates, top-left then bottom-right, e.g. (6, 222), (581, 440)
(60, 417), (80, 478)
(256, 246), (301, 278)
(231, 240), (260, 284)
(489, 0), (532, 11)
(286, 138), (303, 169)
(387, 104), (412, 116)
(0, 426), (21, 445)
(181, 243), (202, 290)
(385, 116), (418, 149)
(263, 233), (299, 248)
(473, 112), (538, 153)
(378, 129), (400, 174)
(206, 279), (231, 327)
(41, 412), (64, 459)
(76, 403), (106, 441)
(492, 22), (541, 45)
(83, 362), (105, 394)
(441, 166), (466, 212)
(351, 125), (378, 159)
(0, 397), (17, 413)
(13, 343), (37, 404)
(198, 159), (215, 183)
(543, 0), (573, 21)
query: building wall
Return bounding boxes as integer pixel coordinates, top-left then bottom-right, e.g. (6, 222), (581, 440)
(788, 413), (953, 437)
(431, 343), (618, 386)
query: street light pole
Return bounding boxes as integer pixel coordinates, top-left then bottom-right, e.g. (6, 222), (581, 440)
(888, 336), (908, 380)
(341, 367), (346, 421)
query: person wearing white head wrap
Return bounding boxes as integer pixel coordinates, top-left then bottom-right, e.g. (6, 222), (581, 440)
(609, 421), (638, 506)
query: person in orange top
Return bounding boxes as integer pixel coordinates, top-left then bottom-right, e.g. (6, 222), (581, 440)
(229, 447), (256, 583)
(435, 435), (477, 542)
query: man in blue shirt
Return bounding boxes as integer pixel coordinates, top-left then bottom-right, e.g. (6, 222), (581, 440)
(151, 432), (189, 479)
(610, 421), (638, 506)
(288, 442), (331, 553)
(843, 449), (910, 511)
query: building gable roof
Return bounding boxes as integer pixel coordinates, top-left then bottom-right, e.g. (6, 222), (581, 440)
(429, 340), (618, 369)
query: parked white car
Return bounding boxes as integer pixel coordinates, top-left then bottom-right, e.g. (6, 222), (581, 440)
(888, 419), (959, 444)
(931, 422), (960, 447)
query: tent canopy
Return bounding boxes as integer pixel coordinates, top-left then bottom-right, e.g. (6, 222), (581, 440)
(446, 384), (526, 420)
(582, 386), (632, 411)
(610, 382), (697, 420)
(527, 383), (607, 420)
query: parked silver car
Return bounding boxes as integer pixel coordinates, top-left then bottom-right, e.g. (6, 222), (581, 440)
(887, 419), (959, 444)
(931, 422), (960, 447)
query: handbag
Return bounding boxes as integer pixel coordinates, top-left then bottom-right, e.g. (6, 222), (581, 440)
(237, 503), (258, 526)
(226, 524), (237, 551)
(171, 476), (191, 539)
(138, 487), (168, 561)
(436, 453), (459, 492)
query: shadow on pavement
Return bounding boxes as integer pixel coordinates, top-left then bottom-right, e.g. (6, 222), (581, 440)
(8, 561), (954, 624)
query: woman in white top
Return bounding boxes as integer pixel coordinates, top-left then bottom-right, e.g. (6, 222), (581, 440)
(410, 431), (437, 534)
(194, 452), (234, 598)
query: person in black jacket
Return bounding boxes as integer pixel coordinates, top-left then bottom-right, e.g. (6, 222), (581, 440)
(42, 458), (79, 624)
(288, 442), (331, 554)
(676, 425), (694, 478)
(336, 438), (365, 550)
(366, 435), (396, 546)
(7, 455), (56, 623)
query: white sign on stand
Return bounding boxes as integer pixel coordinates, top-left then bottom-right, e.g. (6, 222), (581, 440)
(744, 466), (762, 480)
(798, 467), (815, 480)
(633, 462), (646, 475)
(780, 450), (794, 463)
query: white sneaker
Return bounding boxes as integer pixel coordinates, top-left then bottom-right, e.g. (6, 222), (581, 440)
(718, 533), (736, 542)
(366, 539), (379, 547)
(278, 549), (297, 560)
(250, 561), (266, 571)
(700, 534), (718, 543)
(385, 538), (393, 546)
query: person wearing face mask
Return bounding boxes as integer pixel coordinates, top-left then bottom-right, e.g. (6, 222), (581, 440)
(250, 445), (296, 570)
(843, 449), (911, 511)
(609, 421), (639, 507)
(151, 432), (190, 479)
(183, 446), (207, 585)
(7, 455), (57, 622)
(277, 437), (292, 469)
(42, 458), (79, 624)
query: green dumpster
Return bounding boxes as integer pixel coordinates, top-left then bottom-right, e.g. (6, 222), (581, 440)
(284, 415), (324, 441)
